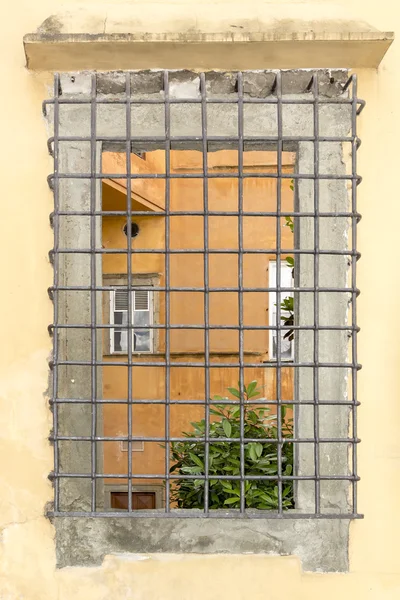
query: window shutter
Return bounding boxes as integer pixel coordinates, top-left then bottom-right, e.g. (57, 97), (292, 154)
(134, 290), (149, 311)
(111, 289), (152, 354)
(114, 289), (129, 311)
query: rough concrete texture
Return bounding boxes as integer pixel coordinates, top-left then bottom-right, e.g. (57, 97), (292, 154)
(23, 4), (393, 71)
(60, 69), (349, 99)
(296, 140), (351, 512)
(46, 69), (353, 571)
(55, 138), (103, 512)
(35, 4), (382, 36)
(243, 71), (276, 97)
(55, 515), (349, 572)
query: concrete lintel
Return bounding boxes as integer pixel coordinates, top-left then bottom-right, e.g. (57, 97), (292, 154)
(24, 31), (393, 71)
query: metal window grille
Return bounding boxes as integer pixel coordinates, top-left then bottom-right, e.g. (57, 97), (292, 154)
(45, 69), (363, 519)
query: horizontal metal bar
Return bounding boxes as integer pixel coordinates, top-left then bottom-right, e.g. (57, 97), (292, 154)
(51, 360), (361, 368)
(49, 285), (359, 293)
(43, 96), (363, 107)
(356, 100), (366, 115)
(51, 473), (359, 481)
(49, 134), (361, 144)
(51, 435), (359, 443)
(49, 171), (361, 181)
(50, 323), (360, 331)
(55, 210), (361, 218)
(51, 398), (360, 406)
(53, 248), (360, 257)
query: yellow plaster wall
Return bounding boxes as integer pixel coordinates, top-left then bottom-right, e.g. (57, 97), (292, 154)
(1, 1), (400, 598)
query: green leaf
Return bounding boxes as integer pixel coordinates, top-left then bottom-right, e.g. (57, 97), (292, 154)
(247, 411), (258, 424)
(286, 256), (294, 267)
(222, 418), (232, 438)
(169, 462), (182, 473)
(259, 493), (276, 505)
(182, 466), (203, 474)
(224, 497), (240, 505)
(285, 463), (293, 475)
(248, 443), (258, 462)
(189, 453), (204, 469)
(220, 480), (233, 490)
(209, 408), (225, 417)
(227, 387), (241, 399)
(255, 443), (263, 458)
(285, 215), (294, 231)
(246, 380), (258, 396)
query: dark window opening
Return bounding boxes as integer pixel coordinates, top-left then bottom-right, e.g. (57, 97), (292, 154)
(111, 491), (156, 511)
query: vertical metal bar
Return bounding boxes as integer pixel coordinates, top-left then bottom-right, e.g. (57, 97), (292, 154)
(275, 71), (283, 515)
(90, 73), (98, 512)
(237, 72), (245, 514)
(52, 73), (61, 512)
(164, 71), (171, 512)
(312, 73), (321, 515)
(125, 73), (133, 512)
(200, 73), (211, 515)
(351, 74), (359, 515)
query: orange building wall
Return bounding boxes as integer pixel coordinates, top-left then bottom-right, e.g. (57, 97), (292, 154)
(101, 149), (294, 489)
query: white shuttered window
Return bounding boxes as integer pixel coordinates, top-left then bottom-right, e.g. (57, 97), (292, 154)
(110, 289), (153, 354)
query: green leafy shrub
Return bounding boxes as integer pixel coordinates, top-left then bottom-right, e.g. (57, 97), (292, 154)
(169, 381), (294, 510)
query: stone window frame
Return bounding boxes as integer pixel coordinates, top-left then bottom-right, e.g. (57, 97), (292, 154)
(49, 69), (359, 572)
